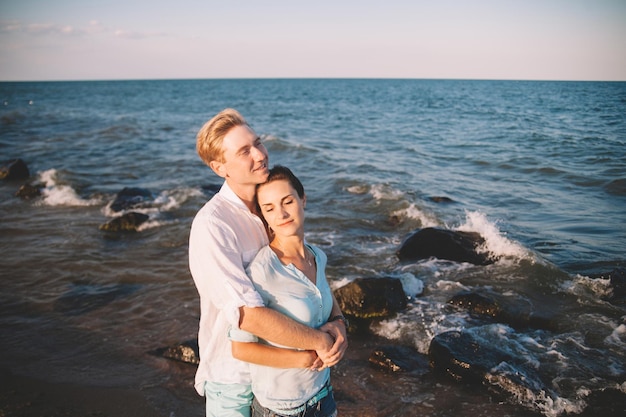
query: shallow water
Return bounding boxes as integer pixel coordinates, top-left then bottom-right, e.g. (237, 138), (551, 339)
(1, 79), (625, 416)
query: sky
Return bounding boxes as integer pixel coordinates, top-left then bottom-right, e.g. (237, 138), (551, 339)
(1, 0), (625, 81)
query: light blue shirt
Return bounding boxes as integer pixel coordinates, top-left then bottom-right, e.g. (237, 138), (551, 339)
(230, 243), (333, 412)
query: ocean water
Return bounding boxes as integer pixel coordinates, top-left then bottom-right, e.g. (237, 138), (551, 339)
(1, 79), (625, 416)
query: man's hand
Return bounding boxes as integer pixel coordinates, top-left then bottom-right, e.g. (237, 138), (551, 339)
(314, 320), (348, 369)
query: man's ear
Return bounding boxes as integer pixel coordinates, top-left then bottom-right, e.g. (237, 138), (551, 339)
(302, 193), (307, 208)
(209, 160), (227, 178)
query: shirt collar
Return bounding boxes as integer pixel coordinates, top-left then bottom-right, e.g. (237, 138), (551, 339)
(219, 181), (250, 212)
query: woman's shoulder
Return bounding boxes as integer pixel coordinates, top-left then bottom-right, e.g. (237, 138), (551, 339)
(248, 246), (280, 273)
(306, 243), (327, 261)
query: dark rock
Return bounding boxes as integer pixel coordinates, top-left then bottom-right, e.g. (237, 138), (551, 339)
(334, 277), (407, 321)
(448, 290), (556, 330)
(429, 329), (548, 401)
(397, 227), (496, 265)
(429, 196), (454, 203)
(368, 345), (429, 374)
(15, 183), (42, 199)
(99, 212), (149, 232)
(590, 268), (626, 304)
(584, 386), (626, 417)
(110, 187), (153, 212)
(0, 158), (30, 180)
(152, 339), (199, 365)
(429, 327), (626, 415)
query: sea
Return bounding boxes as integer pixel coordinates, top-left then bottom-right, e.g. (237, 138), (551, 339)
(1, 79), (625, 417)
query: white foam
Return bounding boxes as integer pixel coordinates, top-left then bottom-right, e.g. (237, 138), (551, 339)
(604, 323), (626, 349)
(560, 275), (612, 300)
(391, 203), (439, 227)
(396, 272), (424, 297)
(457, 210), (530, 259)
(345, 184), (369, 195)
(136, 218), (175, 231)
(37, 169), (101, 207)
(154, 187), (204, 211)
(369, 183), (404, 201)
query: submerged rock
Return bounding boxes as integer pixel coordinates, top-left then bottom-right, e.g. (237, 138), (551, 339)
(396, 227), (496, 265)
(368, 345), (429, 374)
(15, 183), (42, 199)
(0, 158), (30, 180)
(99, 212), (149, 232)
(152, 339), (200, 365)
(429, 196), (454, 203)
(448, 290), (556, 330)
(54, 281), (141, 316)
(109, 187), (153, 212)
(429, 329), (549, 403)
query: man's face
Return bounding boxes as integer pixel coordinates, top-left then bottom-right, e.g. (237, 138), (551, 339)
(214, 124), (269, 186)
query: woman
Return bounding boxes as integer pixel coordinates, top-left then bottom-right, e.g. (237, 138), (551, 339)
(229, 165), (347, 417)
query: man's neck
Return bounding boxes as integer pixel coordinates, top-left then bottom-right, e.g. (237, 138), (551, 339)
(226, 180), (257, 212)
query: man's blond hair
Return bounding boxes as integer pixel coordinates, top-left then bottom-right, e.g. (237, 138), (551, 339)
(196, 108), (249, 166)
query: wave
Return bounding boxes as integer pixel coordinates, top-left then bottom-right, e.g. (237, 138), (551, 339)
(346, 182), (440, 228)
(101, 186), (204, 218)
(36, 169), (101, 207)
(457, 211), (532, 261)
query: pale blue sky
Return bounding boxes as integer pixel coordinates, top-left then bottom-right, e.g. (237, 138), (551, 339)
(1, 0), (625, 81)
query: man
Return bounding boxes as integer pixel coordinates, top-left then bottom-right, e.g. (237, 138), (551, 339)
(189, 108), (348, 417)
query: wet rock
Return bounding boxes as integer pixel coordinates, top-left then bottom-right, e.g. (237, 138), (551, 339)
(110, 187), (153, 212)
(99, 212), (149, 232)
(397, 227), (496, 265)
(368, 345), (429, 374)
(0, 158), (30, 180)
(590, 268), (626, 304)
(584, 386), (626, 417)
(152, 339), (199, 365)
(429, 329), (548, 402)
(335, 277), (407, 321)
(15, 183), (42, 199)
(448, 290), (556, 330)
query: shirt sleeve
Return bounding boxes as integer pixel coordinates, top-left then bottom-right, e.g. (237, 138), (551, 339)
(228, 326), (259, 343)
(189, 212), (264, 328)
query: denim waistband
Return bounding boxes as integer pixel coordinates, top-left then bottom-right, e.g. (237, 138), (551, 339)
(273, 381), (332, 416)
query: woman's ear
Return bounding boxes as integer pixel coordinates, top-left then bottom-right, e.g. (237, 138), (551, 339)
(209, 160), (227, 178)
(302, 193), (307, 208)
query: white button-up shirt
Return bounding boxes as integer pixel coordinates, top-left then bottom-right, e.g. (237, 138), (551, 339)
(188, 182), (268, 394)
(231, 243), (333, 412)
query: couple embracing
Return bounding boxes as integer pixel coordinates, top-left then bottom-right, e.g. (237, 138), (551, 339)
(189, 109), (348, 417)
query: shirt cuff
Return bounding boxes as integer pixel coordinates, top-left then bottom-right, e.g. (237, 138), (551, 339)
(228, 326), (259, 343)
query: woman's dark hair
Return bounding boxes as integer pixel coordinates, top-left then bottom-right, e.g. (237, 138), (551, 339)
(260, 165), (305, 198)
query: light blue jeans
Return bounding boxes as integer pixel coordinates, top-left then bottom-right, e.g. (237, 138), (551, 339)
(204, 381), (253, 417)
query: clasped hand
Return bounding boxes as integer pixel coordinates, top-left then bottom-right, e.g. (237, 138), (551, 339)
(310, 320), (348, 371)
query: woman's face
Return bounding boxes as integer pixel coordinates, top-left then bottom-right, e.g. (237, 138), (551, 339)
(257, 179), (306, 239)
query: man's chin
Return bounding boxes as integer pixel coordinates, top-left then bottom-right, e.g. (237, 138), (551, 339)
(253, 171), (269, 184)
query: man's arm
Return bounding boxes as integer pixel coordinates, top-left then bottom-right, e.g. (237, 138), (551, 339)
(239, 294), (348, 368)
(232, 341), (318, 368)
(239, 306), (333, 352)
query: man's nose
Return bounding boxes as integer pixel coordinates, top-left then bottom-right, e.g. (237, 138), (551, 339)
(251, 145), (266, 160)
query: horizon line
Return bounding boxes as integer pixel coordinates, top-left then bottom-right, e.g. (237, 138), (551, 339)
(2, 76), (625, 83)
